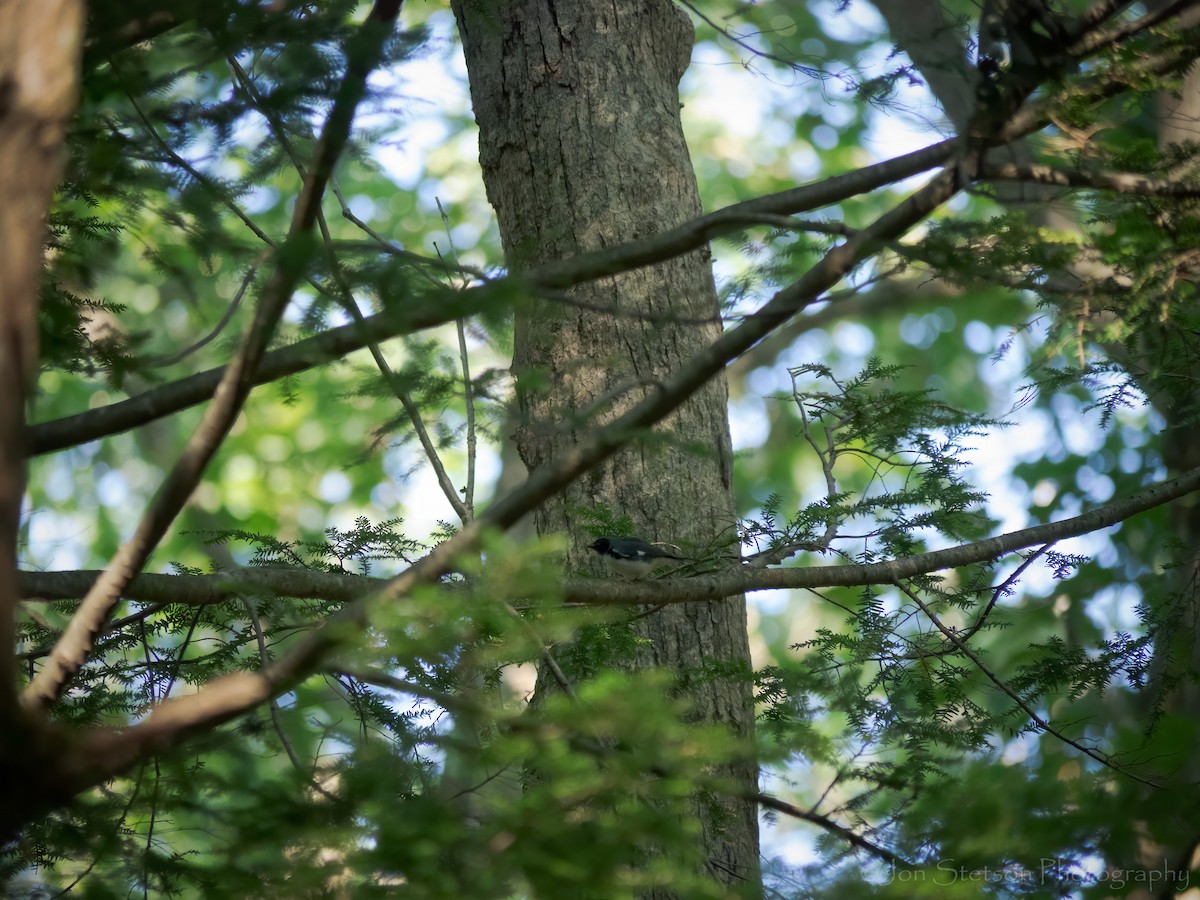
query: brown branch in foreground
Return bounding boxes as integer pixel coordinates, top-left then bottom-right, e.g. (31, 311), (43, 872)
(19, 0), (405, 715)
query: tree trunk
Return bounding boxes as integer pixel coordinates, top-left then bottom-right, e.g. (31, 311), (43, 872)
(0, 0), (86, 840)
(452, 0), (760, 893)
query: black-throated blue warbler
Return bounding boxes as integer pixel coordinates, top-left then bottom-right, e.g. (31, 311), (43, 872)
(588, 536), (686, 577)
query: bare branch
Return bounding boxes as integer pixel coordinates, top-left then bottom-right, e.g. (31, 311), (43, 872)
(752, 791), (908, 868)
(149, 252), (265, 368)
(528, 140), (957, 290)
(1067, 0), (1200, 59)
(955, 543), (1054, 646)
(23, 462), (1200, 614)
(29, 292), (497, 456)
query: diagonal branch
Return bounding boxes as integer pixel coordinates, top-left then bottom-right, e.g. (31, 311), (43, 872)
(224, 52), (472, 523)
(20, 0), (405, 714)
(893, 580), (1159, 788)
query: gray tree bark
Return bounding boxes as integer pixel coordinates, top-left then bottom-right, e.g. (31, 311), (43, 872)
(452, 0), (760, 893)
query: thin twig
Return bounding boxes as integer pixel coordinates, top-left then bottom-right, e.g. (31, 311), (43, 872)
(956, 543), (1054, 645)
(503, 601), (578, 703)
(329, 183), (451, 287)
(752, 790), (907, 868)
(893, 580), (1159, 788)
(149, 251), (266, 368)
(436, 197), (477, 519)
(228, 45), (471, 524)
(243, 594), (339, 801)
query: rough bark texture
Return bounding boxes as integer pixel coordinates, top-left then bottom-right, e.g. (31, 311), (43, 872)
(0, 0), (86, 839)
(452, 0), (760, 893)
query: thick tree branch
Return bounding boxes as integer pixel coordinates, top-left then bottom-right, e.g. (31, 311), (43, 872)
(18, 567), (380, 607)
(20, 0), (405, 714)
(29, 290), (502, 456)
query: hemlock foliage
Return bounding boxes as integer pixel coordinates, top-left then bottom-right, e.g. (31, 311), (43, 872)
(7, 0), (1200, 897)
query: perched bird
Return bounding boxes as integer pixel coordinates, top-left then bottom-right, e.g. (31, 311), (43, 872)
(588, 536), (686, 578)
